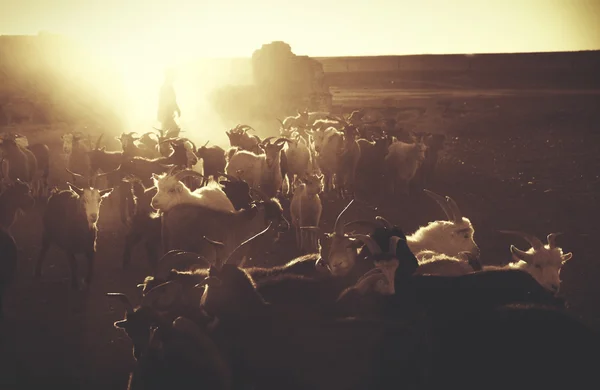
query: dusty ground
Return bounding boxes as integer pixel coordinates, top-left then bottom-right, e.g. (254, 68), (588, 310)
(1, 88), (599, 390)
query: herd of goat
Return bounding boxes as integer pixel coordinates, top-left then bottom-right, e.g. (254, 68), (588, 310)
(0, 108), (598, 390)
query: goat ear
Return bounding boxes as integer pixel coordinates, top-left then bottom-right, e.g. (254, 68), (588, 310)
(114, 136), (121, 141)
(561, 252), (573, 263)
(99, 188), (114, 198)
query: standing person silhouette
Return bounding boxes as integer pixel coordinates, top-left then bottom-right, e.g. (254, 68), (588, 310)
(157, 68), (181, 138)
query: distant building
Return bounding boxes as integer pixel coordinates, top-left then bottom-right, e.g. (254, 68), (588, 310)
(251, 41), (332, 113)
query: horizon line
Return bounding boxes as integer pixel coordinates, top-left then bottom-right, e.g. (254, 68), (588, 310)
(1, 33), (598, 60)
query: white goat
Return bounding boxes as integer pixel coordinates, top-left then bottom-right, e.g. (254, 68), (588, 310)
(384, 138), (427, 196)
(485, 231), (572, 294)
(312, 127), (343, 193)
(150, 170), (234, 213)
(290, 173), (323, 253)
(282, 132), (312, 196)
(407, 190), (480, 267)
(225, 137), (289, 199)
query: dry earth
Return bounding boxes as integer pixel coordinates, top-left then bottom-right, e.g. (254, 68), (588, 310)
(1, 87), (599, 390)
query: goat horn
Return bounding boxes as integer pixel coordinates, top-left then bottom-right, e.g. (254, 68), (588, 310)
(203, 140), (209, 148)
(547, 232), (562, 249)
(218, 171), (238, 182)
(141, 280), (185, 310)
(276, 118), (285, 127)
(445, 196), (464, 223)
(499, 230), (544, 250)
(174, 169), (204, 182)
(261, 136), (276, 145)
(349, 234), (382, 255)
(106, 293), (134, 314)
(152, 127), (166, 137)
(154, 250), (200, 280)
(333, 199), (354, 236)
(94, 133), (104, 150)
(275, 137), (293, 145)
(224, 222), (273, 267)
(65, 168), (85, 179)
(375, 216), (393, 229)
(202, 236), (225, 268)
(423, 189), (454, 221)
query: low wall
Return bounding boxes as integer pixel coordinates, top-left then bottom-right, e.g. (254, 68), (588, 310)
(315, 51), (600, 74)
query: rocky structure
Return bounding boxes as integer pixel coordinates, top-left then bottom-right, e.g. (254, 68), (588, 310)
(251, 41), (332, 115)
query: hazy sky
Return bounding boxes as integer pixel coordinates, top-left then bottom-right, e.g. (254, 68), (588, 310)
(1, 0), (599, 60)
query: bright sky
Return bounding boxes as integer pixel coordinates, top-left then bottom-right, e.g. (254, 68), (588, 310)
(1, 0), (599, 139)
(2, 0), (599, 60)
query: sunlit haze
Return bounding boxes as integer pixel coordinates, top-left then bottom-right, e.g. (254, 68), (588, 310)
(1, 0), (599, 141)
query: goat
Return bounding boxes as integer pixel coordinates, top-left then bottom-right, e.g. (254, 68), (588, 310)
(0, 179), (35, 230)
(281, 132), (313, 197)
(412, 132), (446, 191)
(355, 136), (392, 199)
(281, 109), (331, 130)
(225, 125), (261, 154)
(161, 195), (288, 265)
(137, 250), (324, 299)
(87, 133), (130, 224)
(61, 131), (92, 186)
(35, 179), (113, 289)
(196, 229), (427, 390)
(4, 133), (51, 198)
(150, 169), (234, 213)
(280, 109), (310, 130)
(477, 230), (572, 294)
(384, 137), (427, 196)
(290, 173), (323, 253)
(108, 297), (232, 390)
(409, 189), (481, 262)
(311, 118), (344, 132)
(336, 125), (362, 199)
(0, 136), (38, 185)
(118, 141), (190, 188)
(0, 227), (17, 319)
(195, 141), (226, 186)
(122, 177), (162, 270)
(312, 127), (343, 193)
(217, 173), (253, 211)
(225, 137), (291, 199)
(116, 132), (155, 159)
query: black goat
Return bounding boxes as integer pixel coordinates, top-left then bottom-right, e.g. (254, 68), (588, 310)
(195, 142), (226, 186)
(122, 178), (162, 270)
